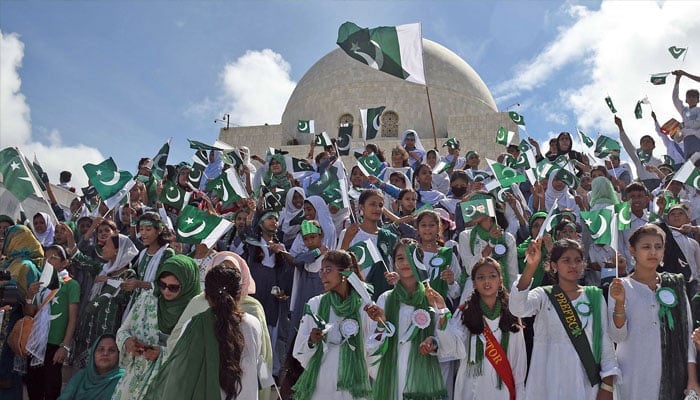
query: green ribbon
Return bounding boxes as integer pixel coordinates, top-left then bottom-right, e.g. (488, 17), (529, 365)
(300, 220), (322, 236)
(656, 287), (679, 331)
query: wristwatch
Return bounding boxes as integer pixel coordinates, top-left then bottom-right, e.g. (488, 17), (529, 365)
(59, 343), (71, 353)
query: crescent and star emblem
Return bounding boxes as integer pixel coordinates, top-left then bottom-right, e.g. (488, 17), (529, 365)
(338, 134), (350, 151)
(298, 121), (308, 131)
(165, 187), (181, 203)
(350, 40), (384, 70)
(100, 171), (122, 186)
(178, 221), (206, 238)
(591, 215), (608, 240)
(355, 246), (367, 267)
(463, 205), (478, 218)
(372, 114), (381, 130)
(617, 207), (632, 226)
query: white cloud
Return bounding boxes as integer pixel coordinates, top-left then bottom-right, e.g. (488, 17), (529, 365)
(220, 49), (297, 126)
(496, 1), (700, 171)
(0, 30), (104, 189)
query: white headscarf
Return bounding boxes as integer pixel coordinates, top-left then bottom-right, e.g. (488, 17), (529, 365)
(32, 212), (55, 247)
(102, 234), (139, 275)
(545, 172), (578, 211)
(240, 146), (257, 176)
(401, 129), (426, 168)
(279, 187), (305, 243)
(305, 195), (337, 250)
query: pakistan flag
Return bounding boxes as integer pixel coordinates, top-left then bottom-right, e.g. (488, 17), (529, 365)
(83, 157), (136, 211)
(0, 147), (43, 201)
(176, 205), (233, 248)
(337, 22), (426, 85)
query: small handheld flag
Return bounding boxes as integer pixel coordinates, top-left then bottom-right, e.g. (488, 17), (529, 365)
(605, 96), (617, 114)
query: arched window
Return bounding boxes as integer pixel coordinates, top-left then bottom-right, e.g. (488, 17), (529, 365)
(339, 113), (354, 127)
(381, 111), (399, 137)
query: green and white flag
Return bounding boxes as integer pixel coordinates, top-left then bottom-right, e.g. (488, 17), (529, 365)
(577, 128), (595, 149)
(206, 169), (249, 206)
(594, 135), (621, 158)
(0, 147), (44, 202)
(314, 132), (333, 147)
(176, 205), (233, 248)
(151, 140), (171, 180)
(581, 207), (614, 245)
(636, 148), (652, 164)
(486, 158), (525, 187)
(554, 167), (579, 190)
(536, 159), (556, 180)
(615, 201), (632, 231)
(321, 177), (351, 209)
(82, 157), (136, 211)
(188, 163), (204, 189)
(360, 106), (385, 140)
(651, 73), (670, 85)
(496, 126), (515, 146)
(605, 96), (617, 114)
(668, 46), (687, 60)
(337, 125), (352, 156)
(337, 21), (426, 85)
(307, 166), (339, 197)
(297, 120), (315, 134)
(536, 198), (559, 240)
(160, 181), (191, 210)
(673, 160), (700, 190)
(349, 239), (386, 273)
(188, 139), (224, 152)
(663, 155), (676, 169)
(29, 155), (47, 191)
(514, 148), (537, 185)
(285, 156), (315, 178)
(357, 154), (384, 177)
(443, 138), (460, 149)
(634, 101), (643, 120)
(460, 198), (495, 224)
(432, 160), (453, 175)
(509, 111), (525, 126)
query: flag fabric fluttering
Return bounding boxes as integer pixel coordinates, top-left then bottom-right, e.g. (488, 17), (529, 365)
(508, 111), (525, 126)
(297, 120), (315, 134)
(150, 140), (171, 180)
(605, 96), (617, 114)
(634, 101), (643, 120)
(459, 198), (496, 224)
(650, 73), (670, 85)
(673, 160), (700, 190)
(615, 201), (632, 231)
(348, 239), (387, 273)
(496, 126), (515, 146)
(82, 157), (136, 211)
(0, 147), (45, 202)
(314, 132), (333, 147)
(357, 154), (384, 177)
(176, 205), (233, 249)
(160, 181), (191, 210)
(668, 46), (687, 60)
(581, 207), (614, 245)
(336, 22), (426, 85)
(554, 168), (579, 190)
(594, 135), (621, 158)
(206, 169), (249, 206)
(187, 139), (225, 152)
(486, 159), (525, 187)
(285, 156), (315, 179)
(360, 106), (386, 141)
(337, 125), (352, 156)
(636, 148), (652, 164)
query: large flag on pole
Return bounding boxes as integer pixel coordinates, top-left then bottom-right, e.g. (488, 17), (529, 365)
(0, 147), (45, 202)
(360, 106), (385, 140)
(83, 158), (136, 211)
(337, 22), (426, 85)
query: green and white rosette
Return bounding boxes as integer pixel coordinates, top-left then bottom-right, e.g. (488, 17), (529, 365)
(339, 319), (360, 351)
(400, 309), (432, 343)
(656, 286), (679, 330)
(575, 301), (592, 332)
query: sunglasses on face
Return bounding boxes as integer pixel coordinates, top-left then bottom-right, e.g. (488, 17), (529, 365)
(157, 280), (181, 293)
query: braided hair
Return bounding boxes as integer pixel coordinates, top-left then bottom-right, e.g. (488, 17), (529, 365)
(205, 264), (245, 400)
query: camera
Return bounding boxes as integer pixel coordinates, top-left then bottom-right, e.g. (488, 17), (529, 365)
(0, 270), (19, 307)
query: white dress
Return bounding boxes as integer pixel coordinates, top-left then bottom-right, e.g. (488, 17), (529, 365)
(293, 294), (373, 400)
(509, 282), (620, 400)
(458, 230), (518, 303)
(366, 290), (443, 400)
(220, 313), (262, 400)
(607, 277), (695, 400)
(437, 309), (527, 400)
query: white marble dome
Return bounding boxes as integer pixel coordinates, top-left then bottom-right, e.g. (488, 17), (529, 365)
(281, 39), (498, 145)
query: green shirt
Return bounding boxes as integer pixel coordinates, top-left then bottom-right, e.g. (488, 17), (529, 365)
(48, 279), (80, 345)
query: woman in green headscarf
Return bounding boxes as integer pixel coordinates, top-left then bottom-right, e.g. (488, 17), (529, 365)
(365, 238), (448, 400)
(260, 154), (293, 210)
(112, 255), (200, 400)
(58, 334), (124, 400)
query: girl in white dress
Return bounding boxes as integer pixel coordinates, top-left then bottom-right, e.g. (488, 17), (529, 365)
(292, 250), (373, 400)
(608, 224), (700, 400)
(365, 238), (447, 400)
(511, 238), (619, 400)
(432, 257), (526, 400)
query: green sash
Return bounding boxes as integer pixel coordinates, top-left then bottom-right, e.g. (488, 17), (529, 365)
(544, 285), (601, 386)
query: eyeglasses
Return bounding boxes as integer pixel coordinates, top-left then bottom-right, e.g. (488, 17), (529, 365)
(157, 281), (181, 293)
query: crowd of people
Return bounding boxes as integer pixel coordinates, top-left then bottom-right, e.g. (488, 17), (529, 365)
(0, 69), (699, 399)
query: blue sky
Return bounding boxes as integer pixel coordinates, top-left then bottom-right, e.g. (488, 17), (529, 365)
(1, 1), (699, 187)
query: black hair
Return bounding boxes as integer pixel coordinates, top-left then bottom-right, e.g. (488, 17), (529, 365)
(138, 211), (171, 246)
(365, 143), (385, 162)
(687, 89), (699, 99)
(324, 250), (364, 280)
(461, 257), (521, 334)
(358, 189), (383, 205)
(629, 224), (666, 247)
(624, 181), (649, 197)
(59, 171), (72, 183)
(205, 264), (245, 400)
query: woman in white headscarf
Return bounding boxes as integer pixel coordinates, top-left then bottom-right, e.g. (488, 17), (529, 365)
(544, 170), (580, 217)
(279, 187), (306, 247)
(71, 234), (138, 368)
(199, 150), (224, 191)
(240, 146), (257, 176)
(401, 129), (426, 168)
(32, 212), (55, 247)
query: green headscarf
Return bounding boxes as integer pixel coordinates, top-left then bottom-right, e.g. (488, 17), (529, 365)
(262, 154), (291, 189)
(144, 309), (221, 400)
(154, 255), (201, 334)
(373, 243), (447, 400)
(57, 334), (125, 400)
(589, 176), (619, 208)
